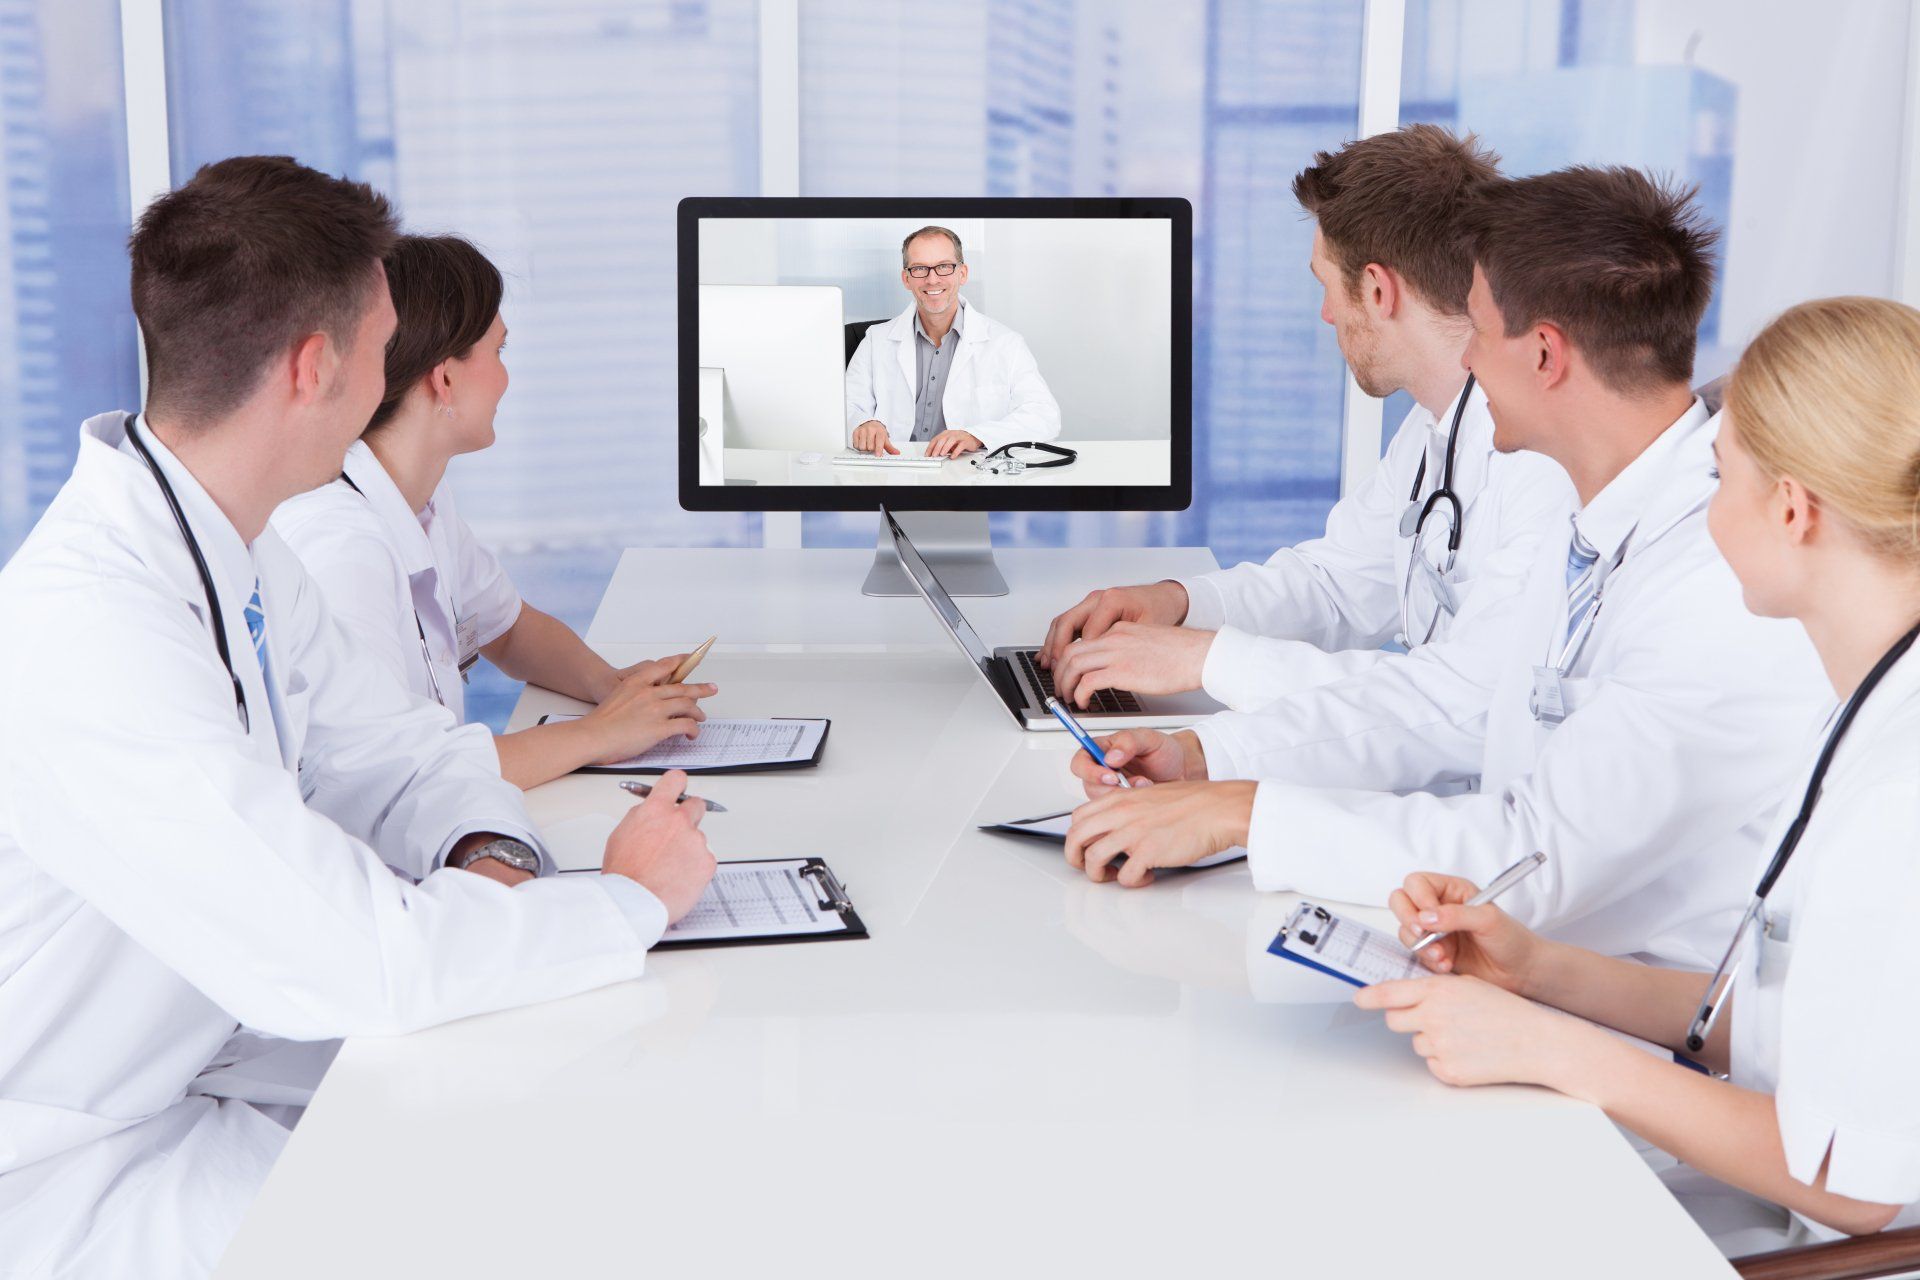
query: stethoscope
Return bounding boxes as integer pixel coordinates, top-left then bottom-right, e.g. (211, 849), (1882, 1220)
(969, 441), (1078, 476)
(1395, 374), (1474, 647)
(124, 414), (251, 733)
(1684, 618), (1920, 1053)
(338, 472), (450, 709)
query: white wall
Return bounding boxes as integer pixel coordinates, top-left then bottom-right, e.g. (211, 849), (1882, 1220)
(698, 216), (1174, 440)
(1631, 0), (1911, 355)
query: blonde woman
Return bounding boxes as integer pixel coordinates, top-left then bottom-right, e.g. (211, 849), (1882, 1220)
(1357, 296), (1920, 1252)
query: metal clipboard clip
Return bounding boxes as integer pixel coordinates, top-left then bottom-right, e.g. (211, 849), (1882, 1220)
(1282, 902), (1334, 950)
(800, 861), (853, 914)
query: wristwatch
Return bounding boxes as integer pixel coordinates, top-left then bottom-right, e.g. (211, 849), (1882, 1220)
(450, 836), (541, 877)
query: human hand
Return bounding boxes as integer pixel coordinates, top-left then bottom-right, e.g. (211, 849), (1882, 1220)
(593, 652), (688, 702)
(1037, 581), (1190, 667)
(1068, 728), (1203, 796)
(851, 421), (898, 455)
(1050, 621), (1215, 708)
(581, 669), (717, 765)
(1063, 779), (1254, 887)
(1354, 974), (1592, 1089)
(925, 429), (984, 458)
(600, 770), (718, 922)
(1387, 872), (1544, 995)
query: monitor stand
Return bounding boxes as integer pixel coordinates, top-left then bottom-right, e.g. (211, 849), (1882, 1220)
(862, 509), (1008, 597)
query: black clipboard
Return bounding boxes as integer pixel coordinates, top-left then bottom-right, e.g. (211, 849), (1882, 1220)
(537, 716), (831, 775)
(562, 856), (867, 949)
(977, 809), (1249, 873)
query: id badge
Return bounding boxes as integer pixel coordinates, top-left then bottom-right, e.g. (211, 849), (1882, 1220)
(1530, 665), (1568, 724)
(456, 614), (481, 681)
(1757, 909), (1793, 989)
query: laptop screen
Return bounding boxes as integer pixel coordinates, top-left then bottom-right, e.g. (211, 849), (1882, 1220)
(886, 515), (1002, 685)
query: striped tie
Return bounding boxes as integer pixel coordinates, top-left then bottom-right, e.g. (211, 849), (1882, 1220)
(244, 580), (273, 693)
(1564, 523), (1601, 640)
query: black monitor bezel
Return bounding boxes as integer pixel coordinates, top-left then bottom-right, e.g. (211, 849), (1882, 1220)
(678, 196), (1192, 514)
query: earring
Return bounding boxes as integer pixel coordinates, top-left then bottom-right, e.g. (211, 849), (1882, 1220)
(438, 404), (456, 420)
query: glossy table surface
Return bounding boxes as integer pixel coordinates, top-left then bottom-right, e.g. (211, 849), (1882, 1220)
(215, 552), (1733, 1279)
(714, 438), (1170, 488)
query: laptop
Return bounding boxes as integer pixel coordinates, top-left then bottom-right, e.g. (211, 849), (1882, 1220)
(886, 512), (1224, 731)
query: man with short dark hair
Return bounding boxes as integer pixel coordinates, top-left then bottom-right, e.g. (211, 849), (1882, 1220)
(1061, 167), (1829, 973)
(845, 223), (1061, 458)
(1038, 124), (1570, 716)
(0, 156), (716, 1276)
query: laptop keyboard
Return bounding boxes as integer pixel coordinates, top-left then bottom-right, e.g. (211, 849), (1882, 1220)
(1014, 649), (1143, 715)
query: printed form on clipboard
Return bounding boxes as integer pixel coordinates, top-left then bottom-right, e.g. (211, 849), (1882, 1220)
(563, 857), (867, 948)
(537, 716), (829, 774)
(1268, 902), (1427, 987)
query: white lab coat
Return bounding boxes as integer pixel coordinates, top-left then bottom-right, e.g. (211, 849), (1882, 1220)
(844, 300), (1061, 452)
(0, 413), (669, 1278)
(1710, 642), (1920, 1244)
(271, 441), (523, 724)
(1179, 382), (1574, 715)
(1192, 403), (1831, 968)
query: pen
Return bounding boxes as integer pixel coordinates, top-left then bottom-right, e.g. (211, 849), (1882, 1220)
(619, 779), (728, 814)
(1045, 695), (1132, 789)
(668, 636), (717, 684)
(1406, 851), (1546, 954)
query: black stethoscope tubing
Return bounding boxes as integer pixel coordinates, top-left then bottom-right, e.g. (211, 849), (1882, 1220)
(1755, 618), (1920, 899)
(1404, 372), (1475, 556)
(1684, 617), (1920, 1052)
(124, 414), (250, 733)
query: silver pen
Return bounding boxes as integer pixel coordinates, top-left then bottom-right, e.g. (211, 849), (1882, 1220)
(1406, 851), (1546, 954)
(619, 779), (728, 814)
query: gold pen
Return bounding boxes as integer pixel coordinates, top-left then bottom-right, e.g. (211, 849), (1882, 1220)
(668, 635), (717, 684)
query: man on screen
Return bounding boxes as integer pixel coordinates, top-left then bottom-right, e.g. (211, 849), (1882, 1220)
(846, 225), (1062, 457)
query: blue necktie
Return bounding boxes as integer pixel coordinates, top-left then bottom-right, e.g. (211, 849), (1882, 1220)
(244, 580), (274, 694)
(1564, 523), (1601, 640)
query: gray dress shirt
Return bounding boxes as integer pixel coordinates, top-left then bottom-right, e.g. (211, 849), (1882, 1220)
(910, 305), (965, 443)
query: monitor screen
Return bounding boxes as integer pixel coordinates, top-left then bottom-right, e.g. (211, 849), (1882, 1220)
(678, 197), (1191, 513)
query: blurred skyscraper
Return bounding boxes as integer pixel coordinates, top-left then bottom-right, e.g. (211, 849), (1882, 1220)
(0, 1), (138, 560)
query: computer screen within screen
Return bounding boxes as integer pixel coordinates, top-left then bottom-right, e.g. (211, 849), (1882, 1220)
(693, 216), (1174, 490)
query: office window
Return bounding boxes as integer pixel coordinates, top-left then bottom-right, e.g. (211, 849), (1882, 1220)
(1403, 0), (1912, 379)
(796, 0), (1365, 566)
(164, 0), (764, 727)
(0, 1), (139, 561)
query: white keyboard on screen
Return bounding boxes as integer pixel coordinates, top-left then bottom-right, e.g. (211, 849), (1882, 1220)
(831, 454), (946, 469)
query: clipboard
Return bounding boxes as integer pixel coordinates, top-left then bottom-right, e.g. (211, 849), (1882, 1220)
(1267, 902), (1427, 987)
(536, 716), (830, 775)
(563, 856), (867, 949)
(977, 809), (1249, 871)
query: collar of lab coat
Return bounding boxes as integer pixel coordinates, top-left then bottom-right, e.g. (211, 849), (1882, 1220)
(340, 440), (437, 579)
(77, 411), (261, 621)
(1570, 397), (1713, 565)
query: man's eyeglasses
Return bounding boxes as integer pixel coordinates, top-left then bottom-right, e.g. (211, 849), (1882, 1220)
(906, 262), (960, 279)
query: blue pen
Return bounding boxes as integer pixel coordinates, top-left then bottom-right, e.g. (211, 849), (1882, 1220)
(1045, 696), (1132, 789)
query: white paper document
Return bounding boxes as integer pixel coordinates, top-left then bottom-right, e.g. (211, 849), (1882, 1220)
(1268, 903), (1426, 987)
(665, 859), (850, 943)
(979, 808), (1247, 869)
(539, 716), (826, 772)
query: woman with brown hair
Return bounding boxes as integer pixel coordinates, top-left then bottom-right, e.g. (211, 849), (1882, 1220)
(274, 234), (714, 790)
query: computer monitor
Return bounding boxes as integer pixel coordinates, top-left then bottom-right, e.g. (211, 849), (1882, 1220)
(678, 197), (1192, 595)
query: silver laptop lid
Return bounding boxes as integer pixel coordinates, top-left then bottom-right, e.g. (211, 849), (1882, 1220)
(884, 512), (1012, 696)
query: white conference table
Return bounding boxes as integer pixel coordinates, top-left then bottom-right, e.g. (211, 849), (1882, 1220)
(216, 548), (1733, 1279)
(717, 438), (1170, 488)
